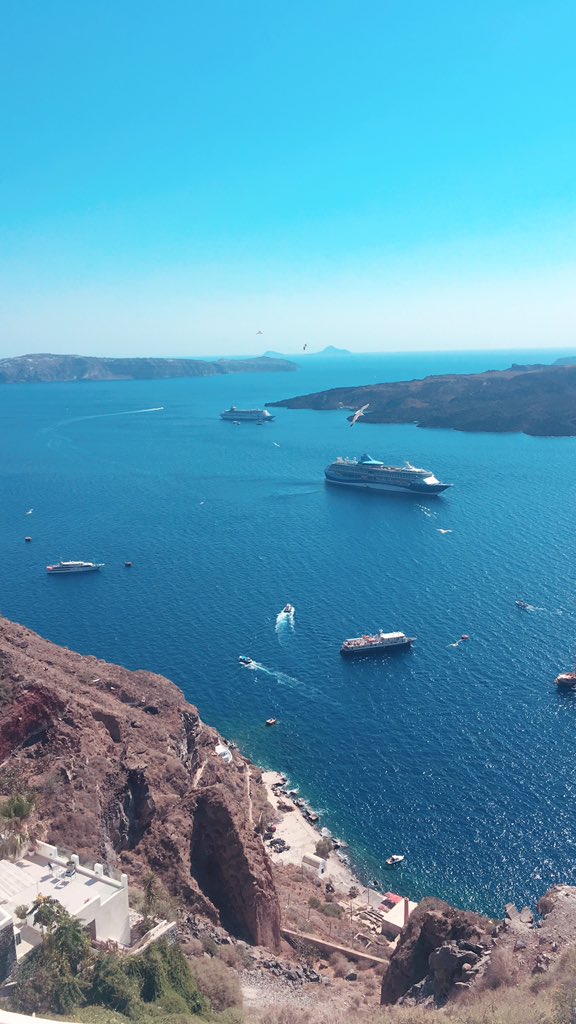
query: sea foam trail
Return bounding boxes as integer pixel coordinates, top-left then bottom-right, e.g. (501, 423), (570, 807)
(240, 659), (315, 695)
(275, 609), (295, 633)
(58, 407), (165, 426)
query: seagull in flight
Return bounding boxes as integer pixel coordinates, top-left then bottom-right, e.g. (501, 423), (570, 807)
(350, 403), (370, 426)
(303, 343), (307, 350)
(437, 529), (452, 535)
(256, 330), (263, 335)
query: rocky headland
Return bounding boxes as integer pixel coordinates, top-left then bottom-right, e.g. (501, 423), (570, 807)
(268, 362), (576, 436)
(0, 615), (280, 949)
(0, 352), (296, 384)
(4, 616), (576, 1022)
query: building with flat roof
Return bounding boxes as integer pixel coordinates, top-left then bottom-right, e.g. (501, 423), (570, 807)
(0, 839), (131, 980)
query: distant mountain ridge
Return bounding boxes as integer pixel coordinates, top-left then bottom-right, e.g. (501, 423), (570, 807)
(268, 362), (576, 436)
(263, 345), (351, 358)
(0, 352), (296, 384)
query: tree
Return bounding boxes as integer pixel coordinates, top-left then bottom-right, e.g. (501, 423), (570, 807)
(0, 792), (35, 821)
(142, 871), (159, 926)
(315, 836), (332, 859)
(0, 792), (36, 858)
(52, 916), (91, 972)
(29, 895), (66, 940)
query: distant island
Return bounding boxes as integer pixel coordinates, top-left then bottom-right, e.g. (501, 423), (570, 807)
(0, 352), (297, 384)
(263, 345), (351, 358)
(268, 363), (576, 436)
(553, 355), (576, 366)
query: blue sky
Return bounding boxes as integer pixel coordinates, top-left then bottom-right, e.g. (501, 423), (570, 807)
(1, 0), (576, 356)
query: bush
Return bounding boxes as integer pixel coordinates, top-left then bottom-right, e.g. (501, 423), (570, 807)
(330, 953), (350, 978)
(315, 837), (332, 859)
(320, 903), (342, 919)
(190, 956), (243, 1011)
(308, 896), (322, 910)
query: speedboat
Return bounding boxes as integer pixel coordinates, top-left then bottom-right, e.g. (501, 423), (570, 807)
(265, 718), (278, 727)
(282, 604), (295, 615)
(516, 600), (530, 610)
(239, 655), (256, 668)
(385, 854), (405, 867)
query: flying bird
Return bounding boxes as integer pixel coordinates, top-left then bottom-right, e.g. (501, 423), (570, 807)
(350, 403), (370, 426)
(256, 330), (263, 335)
(437, 529), (452, 535)
(303, 343), (307, 351)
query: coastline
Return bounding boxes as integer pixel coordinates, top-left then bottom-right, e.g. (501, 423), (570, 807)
(261, 770), (417, 920)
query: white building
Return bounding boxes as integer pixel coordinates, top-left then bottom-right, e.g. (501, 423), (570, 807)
(0, 839), (131, 979)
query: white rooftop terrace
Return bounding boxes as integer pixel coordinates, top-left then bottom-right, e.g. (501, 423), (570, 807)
(0, 840), (131, 952)
(0, 854), (116, 918)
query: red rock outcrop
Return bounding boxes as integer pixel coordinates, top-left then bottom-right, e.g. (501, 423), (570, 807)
(0, 616), (280, 950)
(380, 897), (493, 1005)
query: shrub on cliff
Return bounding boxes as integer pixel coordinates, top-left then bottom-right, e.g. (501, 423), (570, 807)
(190, 956), (243, 1011)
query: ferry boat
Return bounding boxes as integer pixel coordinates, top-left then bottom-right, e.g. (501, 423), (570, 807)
(47, 561), (104, 574)
(325, 454), (451, 494)
(555, 672), (576, 689)
(340, 631), (415, 656)
(220, 406), (274, 422)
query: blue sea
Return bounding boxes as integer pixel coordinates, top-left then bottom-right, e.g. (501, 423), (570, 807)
(2, 348), (576, 918)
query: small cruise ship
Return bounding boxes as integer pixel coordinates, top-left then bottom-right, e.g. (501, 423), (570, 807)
(220, 406), (274, 422)
(325, 454), (451, 494)
(341, 631), (415, 656)
(47, 561), (104, 574)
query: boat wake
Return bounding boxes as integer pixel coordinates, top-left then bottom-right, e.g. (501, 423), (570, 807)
(239, 656), (311, 693)
(275, 606), (295, 634)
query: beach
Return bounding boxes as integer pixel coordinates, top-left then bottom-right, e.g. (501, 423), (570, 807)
(261, 770), (416, 926)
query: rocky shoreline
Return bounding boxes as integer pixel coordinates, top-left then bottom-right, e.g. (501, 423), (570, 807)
(267, 362), (576, 436)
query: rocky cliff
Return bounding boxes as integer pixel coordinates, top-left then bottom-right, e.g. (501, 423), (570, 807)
(0, 616), (281, 950)
(0, 353), (296, 384)
(380, 897), (494, 1006)
(269, 363), (576, 436)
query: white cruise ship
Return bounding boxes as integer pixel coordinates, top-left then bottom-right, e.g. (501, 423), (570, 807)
(325, 454), (451, 495)
(220, 406), (274, 422)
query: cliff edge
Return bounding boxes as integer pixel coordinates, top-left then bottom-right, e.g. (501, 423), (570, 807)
(0, 616), (281, 950)
(268, 363), (576, 436)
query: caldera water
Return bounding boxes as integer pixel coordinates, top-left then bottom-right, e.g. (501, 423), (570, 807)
(1, 348), (576, 917)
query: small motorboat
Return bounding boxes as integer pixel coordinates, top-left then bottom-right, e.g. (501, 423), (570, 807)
(385, 854), (405, 867)
(516, 600), (530, 610)
(265, 718), (278, 727)
(25, 536), (32, 543)
(460, 634), (470, 641)
(282, 604), (295, 615)
(124, 561), (132, 567)
(555, 672), (576, 690)
(239, 655), (254, 667)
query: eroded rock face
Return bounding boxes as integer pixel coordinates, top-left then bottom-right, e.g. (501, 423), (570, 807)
(380, 897), (493, 1006)
(0, 616), (281, 950)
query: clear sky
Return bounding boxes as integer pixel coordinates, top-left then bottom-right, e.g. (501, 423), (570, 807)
(1, 0), (576, 357)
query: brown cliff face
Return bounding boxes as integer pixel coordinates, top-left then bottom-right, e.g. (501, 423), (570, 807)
(0, 617), (280, 950)
(380, 897), (494, 1005)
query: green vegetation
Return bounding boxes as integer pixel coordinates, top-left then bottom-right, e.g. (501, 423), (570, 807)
(9, 898), (224, 1021)
(314, 837), (332, 859)
(0, 789), (36, 857)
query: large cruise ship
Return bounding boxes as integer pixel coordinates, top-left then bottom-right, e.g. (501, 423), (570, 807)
(47, 561), (104, 574)
(325, 454), (451, 494)
(220, 406), (274, 422)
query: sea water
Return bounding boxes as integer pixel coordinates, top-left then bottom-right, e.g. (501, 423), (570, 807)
(1, 347), (575, 917)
